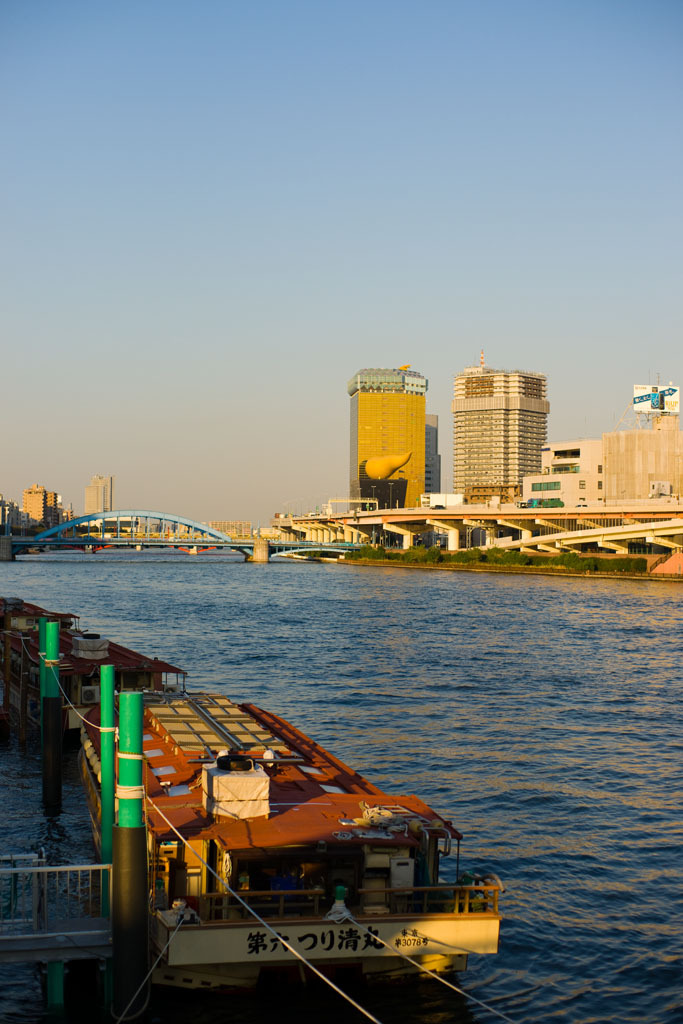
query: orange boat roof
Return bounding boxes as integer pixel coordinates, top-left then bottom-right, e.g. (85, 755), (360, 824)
(84, 693), (462, 853)
(2, 597), (185, 677)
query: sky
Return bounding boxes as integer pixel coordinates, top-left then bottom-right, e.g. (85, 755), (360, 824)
(2, 0), (682, 522)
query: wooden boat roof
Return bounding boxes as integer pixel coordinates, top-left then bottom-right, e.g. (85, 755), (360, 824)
(83, 693), (462, 853)
(1, 596), (79, 629)
(2, 597), (184, 677)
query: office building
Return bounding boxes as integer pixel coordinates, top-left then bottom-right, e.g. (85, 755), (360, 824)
(603, 414), (683, 502)
(1, 495), (23, 531)
(452, 356), (549, 501)
(523, 439), (603, 505)
(348, 367), (427, 509)
(85, 475), (115, 514)
(22, 484), (63, 526)
(23, 484), (48, 524)
(208, 520), (252, 537)
(425, 414), (441, 494)
(44, 490), (62, 528)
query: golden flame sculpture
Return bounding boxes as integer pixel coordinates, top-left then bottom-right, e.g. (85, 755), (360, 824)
(364, 452), (412, 480)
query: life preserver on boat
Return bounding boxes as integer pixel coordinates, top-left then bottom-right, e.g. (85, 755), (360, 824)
(481, 872), (505, 893)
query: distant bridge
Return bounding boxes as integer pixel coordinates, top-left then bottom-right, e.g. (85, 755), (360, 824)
(7, 511), (360, 561)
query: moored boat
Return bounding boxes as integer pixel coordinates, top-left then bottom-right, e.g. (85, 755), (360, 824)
(1, 596), (186, 732)
(80, 690), (502, 990)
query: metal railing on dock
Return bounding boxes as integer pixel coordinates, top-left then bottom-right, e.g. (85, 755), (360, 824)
(0, 860), (112, 963)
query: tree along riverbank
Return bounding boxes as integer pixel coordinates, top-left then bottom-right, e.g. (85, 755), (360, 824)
(328, 545), (674, 580)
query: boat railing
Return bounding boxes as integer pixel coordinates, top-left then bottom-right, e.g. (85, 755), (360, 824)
(199, 883), (499, 923)
(201, 888), (327, 922)
(357, 883), (500, 916)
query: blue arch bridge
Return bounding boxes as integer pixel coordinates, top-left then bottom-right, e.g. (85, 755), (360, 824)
(8, 511), (360, 562)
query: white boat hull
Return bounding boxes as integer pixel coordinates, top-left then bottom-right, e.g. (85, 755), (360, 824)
(150, 910), (497, 988)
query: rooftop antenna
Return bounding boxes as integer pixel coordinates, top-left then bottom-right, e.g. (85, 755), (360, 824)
(480, 349), (485, 367)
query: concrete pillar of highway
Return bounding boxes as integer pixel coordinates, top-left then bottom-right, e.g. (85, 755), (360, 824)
(251, 538), (270, 562)
(384, 524), (413, 549)
(0, 537), (12, 561)
(447, 528), (461, 551)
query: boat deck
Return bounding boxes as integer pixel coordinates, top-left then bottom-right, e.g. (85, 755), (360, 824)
(84, 692), (461, 854)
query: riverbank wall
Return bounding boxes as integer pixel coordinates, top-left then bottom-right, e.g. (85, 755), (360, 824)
(334, 556), (683, 582)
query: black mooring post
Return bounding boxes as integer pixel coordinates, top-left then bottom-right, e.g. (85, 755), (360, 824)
(42, 696), (63, 810)
(111, 692), (149, 1020)
(111, 825), (149, 1019)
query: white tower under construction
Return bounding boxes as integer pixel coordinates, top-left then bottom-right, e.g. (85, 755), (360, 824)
(452, 357), (549, 501)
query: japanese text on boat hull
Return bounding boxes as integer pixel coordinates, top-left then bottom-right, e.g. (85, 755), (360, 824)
(153, 916), (500, 966)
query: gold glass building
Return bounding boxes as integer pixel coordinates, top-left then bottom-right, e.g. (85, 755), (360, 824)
(348, 367), (427, 509)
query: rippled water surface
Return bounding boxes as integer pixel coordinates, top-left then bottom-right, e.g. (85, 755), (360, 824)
(1, 554), (681, 1023)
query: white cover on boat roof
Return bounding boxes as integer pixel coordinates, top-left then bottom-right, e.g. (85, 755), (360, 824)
(72, 635), (109, 659)
(202, 762), (270, 820)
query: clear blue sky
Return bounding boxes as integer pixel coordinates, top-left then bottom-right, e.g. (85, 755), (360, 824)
(2, 0), (681, 521)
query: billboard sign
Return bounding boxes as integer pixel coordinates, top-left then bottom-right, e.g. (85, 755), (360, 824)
(633, 385), (680, 415)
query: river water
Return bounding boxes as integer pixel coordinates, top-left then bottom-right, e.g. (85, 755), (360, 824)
(0, 554), (681, 1024)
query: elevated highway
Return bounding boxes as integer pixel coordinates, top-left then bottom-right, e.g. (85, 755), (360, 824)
(283, 502), (683, 555)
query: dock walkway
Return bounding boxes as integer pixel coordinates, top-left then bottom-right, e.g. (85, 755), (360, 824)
(0, 856), (111, 964)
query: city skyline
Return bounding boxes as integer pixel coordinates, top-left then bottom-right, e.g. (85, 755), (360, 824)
(2, 2), (681, 522)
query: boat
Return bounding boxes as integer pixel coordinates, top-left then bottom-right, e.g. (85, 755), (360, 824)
(79, 689), (502, 990)
(1, 596), (186, 732)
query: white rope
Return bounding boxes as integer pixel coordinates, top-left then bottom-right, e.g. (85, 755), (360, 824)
(111, 912), (184, 1023)
(48, 665), (99, 727)
(146, 796), (384, 1024)
(5, 631), (115, 734)
(116, 785), (145, 799)
(330, 905), (518, 1024)
(45, 662), (118, 734)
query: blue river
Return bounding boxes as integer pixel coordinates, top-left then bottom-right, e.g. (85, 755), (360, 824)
(0, 553), (681, 1024)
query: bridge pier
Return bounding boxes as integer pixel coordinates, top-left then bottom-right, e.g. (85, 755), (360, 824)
(0, 537), (13, 561)
(384, 524), (415, 549)
(251, 538), (270, 563)
(428, 520), (461, 550)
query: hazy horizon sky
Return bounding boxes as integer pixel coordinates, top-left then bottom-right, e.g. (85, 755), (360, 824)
(3, 1), (681, 522)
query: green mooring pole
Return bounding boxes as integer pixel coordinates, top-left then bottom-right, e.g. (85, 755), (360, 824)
(38, 617), (47, 743)
(100, 664), (115, 914)
(46, 960), (65, 1010)
(112, 691), (149, 1020)
(99, 665), (115, 1010)
(42, 620), (62, 811)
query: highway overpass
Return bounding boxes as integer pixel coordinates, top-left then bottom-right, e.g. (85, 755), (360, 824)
(282, 502), (683, 555)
